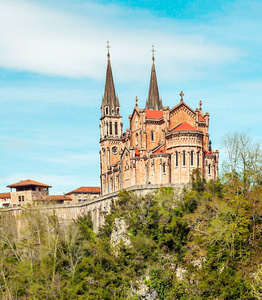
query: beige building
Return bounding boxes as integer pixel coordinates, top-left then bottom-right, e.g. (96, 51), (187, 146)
(66, 187), (101, 203)
(0, 193), (11, 208)
(33, 195), (72, 205)
(7, 179), (51, 206)
(100, 51), (219, 196)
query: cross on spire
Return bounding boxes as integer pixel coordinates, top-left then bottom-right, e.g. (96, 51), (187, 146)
(151, 45), (156, 61)
(106, 41), (111, 58)
(180, 91), (184, 102)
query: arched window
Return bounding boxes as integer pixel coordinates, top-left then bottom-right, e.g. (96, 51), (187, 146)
(105, 107), (109, 115)
(116, 107), (119, 115)
(115, 122), (118, 135)
(191, 151), (194, 166)
(107, 150), (110, 165)
(183, 151), (186, 166)
(208, 164), (211, 175)
(163, 163), (166, 174)
(151, 131), (154, 142)
(109, 122), (112, 135)
(197, 152), (200, 167)
(176, 152), (178, 166)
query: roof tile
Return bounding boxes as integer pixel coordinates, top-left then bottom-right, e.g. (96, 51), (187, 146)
(172, 122), (198, 132)
(0, 193), (11, 199)
(145, 110), (163, 119)
(7, 179), (52, 188)
(199, 115), (205, 122)
(66, 186), (101, 195)
(35, 195), (72, 201)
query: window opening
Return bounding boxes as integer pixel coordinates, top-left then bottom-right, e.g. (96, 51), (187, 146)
(151, 131), (154, 142)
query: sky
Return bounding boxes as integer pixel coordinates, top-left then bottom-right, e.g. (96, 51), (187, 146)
(0, 0), (262, 194)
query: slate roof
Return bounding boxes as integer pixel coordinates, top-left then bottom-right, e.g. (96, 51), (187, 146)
(145, 58), (162, 110)
(101, 53), (120, 113)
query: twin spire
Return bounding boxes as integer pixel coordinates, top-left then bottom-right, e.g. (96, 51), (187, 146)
(101, 42), (120, 116)
(101, 43), (162, 115)
(146, 46), (162, 110)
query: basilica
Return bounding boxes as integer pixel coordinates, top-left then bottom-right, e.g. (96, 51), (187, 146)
(99, 49), (219, 196)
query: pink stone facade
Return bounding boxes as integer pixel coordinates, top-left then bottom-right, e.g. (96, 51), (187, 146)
(99, 53), (219, 196)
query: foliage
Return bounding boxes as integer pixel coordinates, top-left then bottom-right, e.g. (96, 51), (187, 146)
(0, 132), (262, 299)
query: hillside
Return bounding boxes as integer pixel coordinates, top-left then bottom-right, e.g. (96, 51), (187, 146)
(1, 133), (262, 299)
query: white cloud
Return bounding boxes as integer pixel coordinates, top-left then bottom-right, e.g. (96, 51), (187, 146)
(0, 86), (99, 106)
(0, 0), (239, 81)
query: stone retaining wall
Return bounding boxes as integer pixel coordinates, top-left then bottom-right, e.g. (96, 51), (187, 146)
(0, 184), (186, 232)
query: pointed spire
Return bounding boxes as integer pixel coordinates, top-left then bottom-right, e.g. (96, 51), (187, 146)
(146, 46), (162, 110)
(101, 42), (120, 116)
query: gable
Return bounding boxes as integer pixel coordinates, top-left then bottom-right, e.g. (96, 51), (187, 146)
(172, 122), (198, 132)
(130, 108), (141, 131)
(120, 147), (130, 160)
(169, 101), (196, 129)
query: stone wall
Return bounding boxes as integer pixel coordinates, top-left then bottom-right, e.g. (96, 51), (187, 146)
(0, 184), (186, 233)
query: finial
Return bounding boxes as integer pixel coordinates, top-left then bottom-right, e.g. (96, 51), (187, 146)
(151, 45), (156, 62)
(106, 41), (111, 58)
(179, 91), (184, 102)
(199, 100), (202, 110)
(135, 96), (138, 106)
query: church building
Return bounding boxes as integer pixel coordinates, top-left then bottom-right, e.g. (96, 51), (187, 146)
(99, 48), (219, 196)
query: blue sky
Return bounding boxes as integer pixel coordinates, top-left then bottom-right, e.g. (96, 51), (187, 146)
(0, 0), (261, 194)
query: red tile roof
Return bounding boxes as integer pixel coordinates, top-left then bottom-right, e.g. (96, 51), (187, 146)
(35, 195), (72, 201)
(135, 148), (140, 157)
(172, 122), (198, 132)
(204, 151), (213, 155)
(0, 193), (11, 199)
(145, 110), (163, 119)
(66, 187), (101, 195)
(199, 115), (205, 122)
(7, 179), (52, 188)
(153, 148), (165, 154)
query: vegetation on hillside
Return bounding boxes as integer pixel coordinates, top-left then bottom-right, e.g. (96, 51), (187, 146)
(0, 132), (262, 299)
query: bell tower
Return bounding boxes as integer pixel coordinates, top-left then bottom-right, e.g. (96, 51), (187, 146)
(100, 42), (122, 140)
(100, 42), (123, 195)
